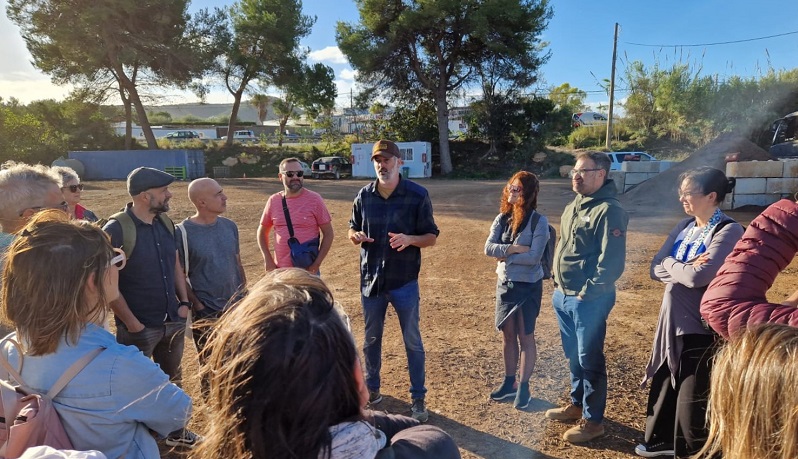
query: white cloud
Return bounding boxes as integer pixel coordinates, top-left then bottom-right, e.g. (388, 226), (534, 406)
(308, 46), (348, 65)
(335, 78), (353, 98)
(0, 78), (72, 104)
(339, 68), (357, 81)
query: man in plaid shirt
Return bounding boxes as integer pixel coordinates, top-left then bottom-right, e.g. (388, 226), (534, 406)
(349, 140), (439, 423)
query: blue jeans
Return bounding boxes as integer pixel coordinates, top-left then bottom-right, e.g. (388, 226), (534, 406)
(362, 280), (426, 400)
(552, 289), (615, 423)
(116, 321), (186, 386)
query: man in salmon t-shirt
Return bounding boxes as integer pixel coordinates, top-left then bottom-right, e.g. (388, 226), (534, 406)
(257, 157), (334, 274)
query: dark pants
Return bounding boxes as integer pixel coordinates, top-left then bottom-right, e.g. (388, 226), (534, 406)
(191, 308), (224, 396)
(117, 321), (186, 386)
(644, 334), (717, 457)
(370, 411), (461, 459)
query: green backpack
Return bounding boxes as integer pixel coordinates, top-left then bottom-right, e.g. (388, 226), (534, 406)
(106, 210), (175, 260)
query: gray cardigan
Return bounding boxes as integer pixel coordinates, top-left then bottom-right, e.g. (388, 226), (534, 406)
(484, 211), (550, 284)
(643, 214), (744, 386)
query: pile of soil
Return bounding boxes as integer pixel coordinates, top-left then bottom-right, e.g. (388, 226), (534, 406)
(621, 133), (773, 212)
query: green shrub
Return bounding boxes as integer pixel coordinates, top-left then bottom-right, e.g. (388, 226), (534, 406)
(568, 126), (605, 149)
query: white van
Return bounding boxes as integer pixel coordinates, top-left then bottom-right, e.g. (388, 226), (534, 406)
(222, 130), (257, 141)
(572, 112), (608, 127)
(607, 152), (656, 171)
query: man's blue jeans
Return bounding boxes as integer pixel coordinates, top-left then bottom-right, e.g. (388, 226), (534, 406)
(362, 280), (427, 400)
(552, 289), (615, 423)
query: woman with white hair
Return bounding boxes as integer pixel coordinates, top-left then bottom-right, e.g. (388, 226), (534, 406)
(51, 166), (98, 222)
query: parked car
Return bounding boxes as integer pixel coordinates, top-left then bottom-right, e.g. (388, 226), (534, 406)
(607, 152), (657, 171)
(222, 130), (257, 142)
(770, 111), (798, 158)
(298, 160), (313, 177)
(311, 156), (352, 179)
(572, 112), (608, 127)
(165, 130), (200, 140)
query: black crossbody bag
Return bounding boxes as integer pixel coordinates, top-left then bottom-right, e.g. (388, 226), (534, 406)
(281, 194), (320, 269)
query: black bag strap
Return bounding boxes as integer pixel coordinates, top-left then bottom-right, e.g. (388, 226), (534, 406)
(712, 219), (738, 234)
(526, 211), (542, 241)
(281, 193), (296, 238)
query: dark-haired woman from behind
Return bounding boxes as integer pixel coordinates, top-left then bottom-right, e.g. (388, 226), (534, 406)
(484, 171), (549, 409)
(635, 167), (744, 458)
(195, 268), (461, 459)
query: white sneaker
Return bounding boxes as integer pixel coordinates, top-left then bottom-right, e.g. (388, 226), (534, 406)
(165, 428), (203, 448)
(634, 441), (675, 457)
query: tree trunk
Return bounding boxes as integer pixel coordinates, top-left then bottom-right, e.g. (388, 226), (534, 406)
(226, 89), (245, 148)
(113, 66), (157, 149)
(128, 95), (156, 149)
(278, 116), (289, 147)
(434, 90), (453, 175)
(119, 87), (132, 150)
(126, 86), (157, 149)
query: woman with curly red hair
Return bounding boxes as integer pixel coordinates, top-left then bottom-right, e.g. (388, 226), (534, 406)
(484, 171), (550, 409)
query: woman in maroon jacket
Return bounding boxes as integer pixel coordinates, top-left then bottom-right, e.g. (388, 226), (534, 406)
(637, 167), (743, 458)
(701, 198), (798, 337)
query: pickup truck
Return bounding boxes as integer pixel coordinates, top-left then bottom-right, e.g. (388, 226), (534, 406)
(607, 152), (656, 171)
(770, 111), (798, 158)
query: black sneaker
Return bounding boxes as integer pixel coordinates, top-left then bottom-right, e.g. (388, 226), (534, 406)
(634, 441), (675, 457)
(368, 390), (383, 405)
(411, 398), (429, 422)
(490, 379), (517, 401)
(513, 382), (531, 409)
(165, 428), (203, 448)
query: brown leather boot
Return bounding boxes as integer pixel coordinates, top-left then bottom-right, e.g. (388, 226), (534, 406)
(544, 404), (582, 421)
(562, 420), (605, 443)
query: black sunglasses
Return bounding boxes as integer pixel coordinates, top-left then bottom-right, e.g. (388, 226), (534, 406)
(282, 171), (304, 178)
(63, 184), (84, 192)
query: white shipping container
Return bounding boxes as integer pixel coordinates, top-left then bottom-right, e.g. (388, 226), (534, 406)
(351, 142), (433, 178)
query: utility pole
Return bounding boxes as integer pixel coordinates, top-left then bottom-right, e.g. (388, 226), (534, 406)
(349, 89), (356, 141)
(605, 22), (619, 151)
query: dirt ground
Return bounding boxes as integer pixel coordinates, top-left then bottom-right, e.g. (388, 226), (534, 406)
(80, 176), (797, 459)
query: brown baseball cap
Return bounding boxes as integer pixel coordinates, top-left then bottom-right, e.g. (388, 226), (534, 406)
(371, 140), (400, 159)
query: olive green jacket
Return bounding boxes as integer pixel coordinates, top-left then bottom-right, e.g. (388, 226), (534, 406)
(554, 180), (628, 299)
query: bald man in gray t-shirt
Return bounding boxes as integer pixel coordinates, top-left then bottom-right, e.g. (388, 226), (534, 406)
(177, 179), (246, 392)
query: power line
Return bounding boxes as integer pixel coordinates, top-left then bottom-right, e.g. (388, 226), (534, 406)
(624, 30), (798, 48)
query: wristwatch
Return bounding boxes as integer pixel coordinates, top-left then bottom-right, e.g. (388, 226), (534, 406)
(178, 301), (193, 308)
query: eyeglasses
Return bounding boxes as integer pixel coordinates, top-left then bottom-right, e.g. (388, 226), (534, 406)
(63, 184), (84, 193)
(282, 171), (304, 178)
(568, 168), (603, 178)
(507, 185), (523, 193)
(678, 190), (703, 199)
(18, 201), (69, 217)
(108, 248), (126, 270)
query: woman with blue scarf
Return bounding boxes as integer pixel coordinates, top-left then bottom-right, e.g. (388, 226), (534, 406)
(635, 167), (744, 458)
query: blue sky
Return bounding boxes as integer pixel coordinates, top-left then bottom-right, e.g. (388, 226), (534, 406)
(1, 0), (797, 111)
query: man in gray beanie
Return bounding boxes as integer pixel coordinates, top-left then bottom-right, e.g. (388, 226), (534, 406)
(103, 167), (201, 448)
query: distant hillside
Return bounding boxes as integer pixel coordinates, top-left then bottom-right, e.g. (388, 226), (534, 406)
(141, 102), (263, 123)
